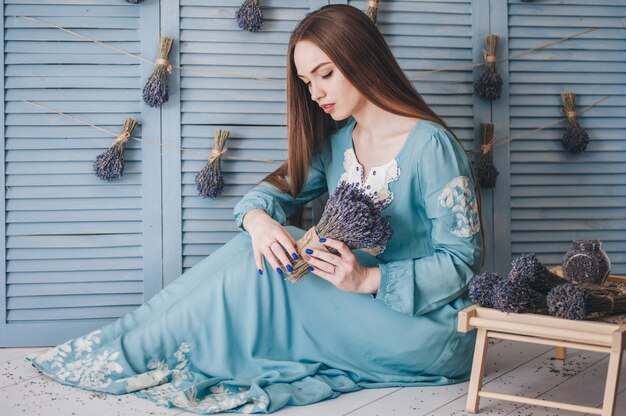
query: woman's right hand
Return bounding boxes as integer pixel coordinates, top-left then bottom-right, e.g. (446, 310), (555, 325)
(243, 208), (298, 276)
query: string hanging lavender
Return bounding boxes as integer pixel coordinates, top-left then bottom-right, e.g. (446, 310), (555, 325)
(547, 282), (626, 320)
(236, 0), (263, 32)
(287, 181), (393, 283)
(195, 129), (229, 198)
(492, 280), (548, 313)
(468, 272), (502, 308)
(508, 253), (568, 295)
(143, 36), (174, 108)
(125, 0), (145, 4)
(475, 34), (503, 100)
(365, 0), (380, 24)
(93, 117), (138, 181)
(560, 92), (590, 153)
(476, 123), (499, 188)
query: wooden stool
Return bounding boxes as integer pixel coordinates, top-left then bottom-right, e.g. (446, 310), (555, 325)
(458, 271), (626, 416)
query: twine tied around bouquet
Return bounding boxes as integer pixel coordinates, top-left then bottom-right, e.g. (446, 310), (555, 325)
(208, 147), (228, 163)
(155, 58), (173, 74)
(113, 131), (131, 147)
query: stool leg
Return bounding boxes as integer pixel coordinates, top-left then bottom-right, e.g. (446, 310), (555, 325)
(554, 346), (567, 360)
(601, 349), (623, 416)
(466, 328), (489, 413)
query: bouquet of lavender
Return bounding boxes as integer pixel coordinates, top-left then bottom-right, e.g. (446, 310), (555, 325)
(195, 129), (229, 198)
(547, 282), (626, 320)
(468, 272), (502, 308)
(508, 253), (568, 294)
(287, 181), (393, 283)
(93, 117), (138, 181)
(143, 36), (174, 108)
(236, 0), (263, 32)
(492, 280), (548, 314)
(560, 92), (590, 154)
(474, 34), (503, 100)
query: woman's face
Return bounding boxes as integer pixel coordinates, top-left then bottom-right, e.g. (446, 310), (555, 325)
(293, 40), (365, 120)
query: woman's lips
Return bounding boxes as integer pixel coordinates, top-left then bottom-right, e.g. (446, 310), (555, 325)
(321, 103), (335, 113)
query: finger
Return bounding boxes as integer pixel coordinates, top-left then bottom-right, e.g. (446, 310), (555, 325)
(303, 247), (341, 267)
(254, 248), (263, 276)
(318, 237), (351, 257)
(305, 255), (335, 274)
(271, 242), (294, 273)
(261, 246), (285, 277)
(277, 233), (299, 262)
(306, 264), (335, 284)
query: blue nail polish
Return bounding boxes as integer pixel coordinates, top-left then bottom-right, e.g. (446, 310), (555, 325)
(305, 248), (313, 255)
(286, 264), (293, 272)
(307, 266), (314, 271)
(276, 267), (283, 275)
(319, 238), (326, 243)
(292, 252), (298, 260)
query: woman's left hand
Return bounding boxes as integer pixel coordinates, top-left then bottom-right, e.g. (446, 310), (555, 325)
(303, 237), (380, 294)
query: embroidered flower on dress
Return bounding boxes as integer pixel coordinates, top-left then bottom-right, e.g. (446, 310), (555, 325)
(437, 176), (480, 237)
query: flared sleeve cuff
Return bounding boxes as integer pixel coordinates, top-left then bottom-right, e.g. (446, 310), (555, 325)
(374, 259), (416, 315)
(233, 185), (289, 232)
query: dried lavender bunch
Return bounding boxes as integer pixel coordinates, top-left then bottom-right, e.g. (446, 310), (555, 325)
(468, 272), (502, 308)
(508, 253), (567, 294)
(196, 129), (229, 198)
(492, 280), (548, 313)
(560, 92), (590, 154)
(143, 36), (174, 108)
(93, 117), (138, 181)
(547, 283), (626, 320)
(475, 34), (503, 100)
(125, 0), (144, 4)
(365, 0), (380, 24)
(476, 123), (499, 188)
(287, 181), (393, 282)
(236, 0), (263, 32)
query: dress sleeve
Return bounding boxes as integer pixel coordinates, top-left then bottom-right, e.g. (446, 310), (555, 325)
(233, 147), (329, 232)
(374, 127), (483, 317)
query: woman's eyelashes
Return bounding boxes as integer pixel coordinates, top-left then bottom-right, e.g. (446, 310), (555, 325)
(305, 71), (333, 87)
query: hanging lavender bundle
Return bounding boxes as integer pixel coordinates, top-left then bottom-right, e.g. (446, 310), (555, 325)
(547, 282), (626, 320)
(508, 253), (568, 294)
(492, 280), (548, 313)
(475, 34), (503, 100)
(365, 0), (380, 24)
(93, 117), (138, 181)
(236, 0), (263, 32)
(468, 272), (503, 308)
(560, 92), (590, 153)
(143, 36), (174, 108)
(195, 129), (230, 198)
(287, 181), (393, 283)
(125, 0), (144, 4)
(476, 123), (499, 188)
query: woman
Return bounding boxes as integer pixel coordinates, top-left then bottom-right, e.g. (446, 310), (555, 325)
(27, 4), (484, 414)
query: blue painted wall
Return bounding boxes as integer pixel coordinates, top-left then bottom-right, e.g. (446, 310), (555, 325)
(1, 0), (624, 346)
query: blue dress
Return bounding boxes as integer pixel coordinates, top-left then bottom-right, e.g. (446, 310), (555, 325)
(26, 116), (483, 414)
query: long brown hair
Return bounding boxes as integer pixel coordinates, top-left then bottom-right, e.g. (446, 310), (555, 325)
(262, 4), (485, 266)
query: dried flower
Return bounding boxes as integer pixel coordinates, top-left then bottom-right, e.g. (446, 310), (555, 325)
(93, 118), (138, 181)
(196, 129), (229, 198)
(236, 0), (263, 32)
(492, 280), (547, 313)
(547, 282), (626, 320)
(288, 181), (393, 282)
(508, 253), (567, 294)
(468, 272), (502, 307)
(475, 34), (503, 100)
(143, 36), (174, 108)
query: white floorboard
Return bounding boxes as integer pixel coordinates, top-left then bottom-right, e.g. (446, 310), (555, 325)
(0, 341), (624, 416)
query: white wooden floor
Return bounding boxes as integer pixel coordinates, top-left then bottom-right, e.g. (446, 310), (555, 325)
(0, 339), (624, 416)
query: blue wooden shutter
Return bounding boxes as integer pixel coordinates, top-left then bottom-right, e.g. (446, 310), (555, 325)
(162, 0), (321, 279)
(0, 0), (162, 346)
(508, 0), (626, 275)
